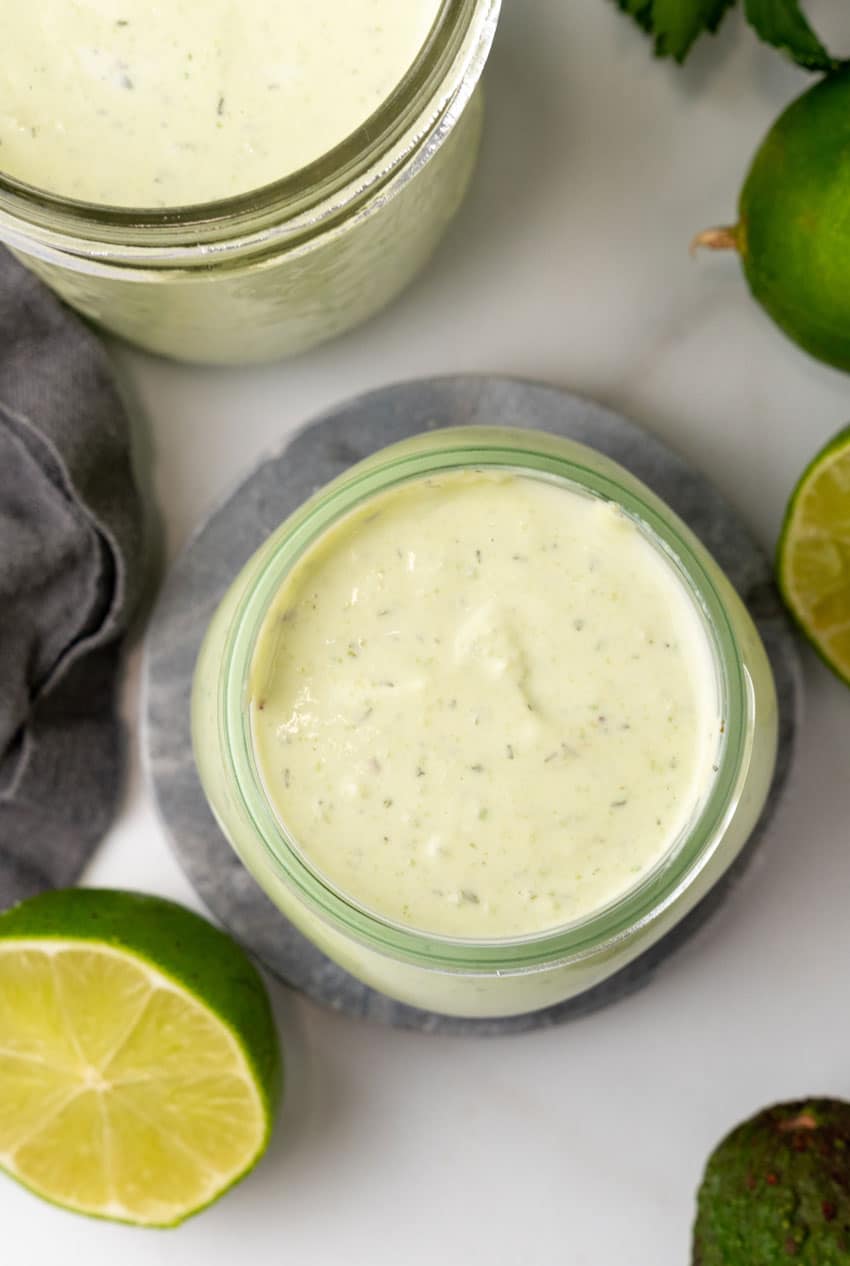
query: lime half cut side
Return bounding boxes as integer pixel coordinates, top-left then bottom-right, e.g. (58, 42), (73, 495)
(778, 424), (850, 687)
(0, 889), (281, 1227)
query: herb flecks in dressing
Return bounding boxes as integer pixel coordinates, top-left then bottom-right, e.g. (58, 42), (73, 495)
(0, 0), (442, 206)
(250, 472), (721, 939)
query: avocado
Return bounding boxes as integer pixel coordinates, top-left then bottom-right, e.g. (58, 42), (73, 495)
(693, 1099), (850, 1264)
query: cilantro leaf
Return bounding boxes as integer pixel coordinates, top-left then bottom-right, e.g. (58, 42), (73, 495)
(651, 0), (736, 61)
(615, 0), (736, 63)
(615, 0), (656, 35)
(742, 0), (842, 71)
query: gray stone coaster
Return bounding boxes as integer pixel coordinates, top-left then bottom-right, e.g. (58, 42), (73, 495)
(142, 377), (801, 1037)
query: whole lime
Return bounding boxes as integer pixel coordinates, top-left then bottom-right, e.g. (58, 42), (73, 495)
(694, 68), (850, 373)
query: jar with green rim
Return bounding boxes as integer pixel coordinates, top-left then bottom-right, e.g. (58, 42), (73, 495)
(191, 427), (778, 1019)
(0, 0), (499, 365)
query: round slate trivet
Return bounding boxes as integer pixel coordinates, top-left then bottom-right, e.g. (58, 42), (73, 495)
(142, 377), (801, 1037)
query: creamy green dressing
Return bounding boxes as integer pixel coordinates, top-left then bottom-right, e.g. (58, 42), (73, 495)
(0, 0), (442, 206)
(250, 471), (722, 939)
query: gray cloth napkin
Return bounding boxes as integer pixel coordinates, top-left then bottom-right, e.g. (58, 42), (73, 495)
(0, 248), (146, 907)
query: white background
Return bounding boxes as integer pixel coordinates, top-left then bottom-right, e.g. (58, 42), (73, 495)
(6, 3), (850, 1263)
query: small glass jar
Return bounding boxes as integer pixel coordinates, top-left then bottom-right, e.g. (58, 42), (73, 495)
(192, 427), (778, 1019)
(0, 0), (499, 365)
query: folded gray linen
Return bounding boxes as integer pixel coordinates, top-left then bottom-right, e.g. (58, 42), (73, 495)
(0, 249), (146, 907)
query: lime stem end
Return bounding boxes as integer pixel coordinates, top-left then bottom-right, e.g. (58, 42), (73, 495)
(690, 225), (740, 258)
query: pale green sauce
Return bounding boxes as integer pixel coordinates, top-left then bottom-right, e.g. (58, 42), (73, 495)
(0, 0), (442, 206)
(250, 471), (722, 939)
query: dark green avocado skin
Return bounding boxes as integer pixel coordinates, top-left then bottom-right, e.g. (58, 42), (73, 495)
(693, 1099), (850, 1264)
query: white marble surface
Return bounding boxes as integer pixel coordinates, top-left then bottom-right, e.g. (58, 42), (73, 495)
(6, 2), (850, 1263)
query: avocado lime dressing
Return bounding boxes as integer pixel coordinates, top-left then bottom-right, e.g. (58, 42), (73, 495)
(249, 471), (722, 940)
(0, 0), (442, 206)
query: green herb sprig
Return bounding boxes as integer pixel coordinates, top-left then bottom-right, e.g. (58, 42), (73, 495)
(615, 0), (845, 68)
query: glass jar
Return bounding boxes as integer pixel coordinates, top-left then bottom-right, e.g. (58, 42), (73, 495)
(0, 0), (499, 365)
(192, 427), (778, 1019)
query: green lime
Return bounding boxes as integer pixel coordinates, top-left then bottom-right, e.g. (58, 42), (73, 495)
(693, 1099), (850, 1265)
(693, 68), (850, 373)
(777, 424), (850, 686)
(0, 889), (281, 1227)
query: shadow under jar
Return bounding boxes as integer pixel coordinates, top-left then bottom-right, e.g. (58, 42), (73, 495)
(192, 427), (778, 1020)
(0, 0), (499, 365)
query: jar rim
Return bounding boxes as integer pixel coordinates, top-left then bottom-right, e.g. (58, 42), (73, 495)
(0, 0), (499, 259)
(219, 426), (752, 977)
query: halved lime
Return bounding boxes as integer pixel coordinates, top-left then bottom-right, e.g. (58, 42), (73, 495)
(777, 424), (850, 686)
(0, 889), (281, 1227)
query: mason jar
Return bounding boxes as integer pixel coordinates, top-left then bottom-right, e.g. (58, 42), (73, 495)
(0, 0), (499, 365)
(191, 427), (778, 1019)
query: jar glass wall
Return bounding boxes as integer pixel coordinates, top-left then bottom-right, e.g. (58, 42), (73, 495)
(0, 0), (499, 365)
(192, 427), (778, 1019)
